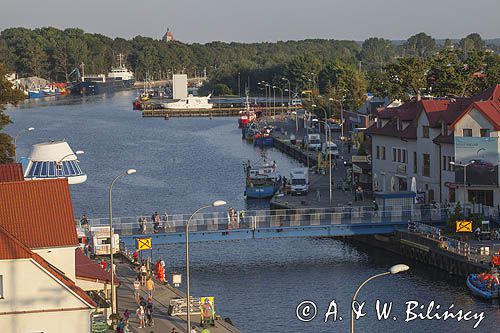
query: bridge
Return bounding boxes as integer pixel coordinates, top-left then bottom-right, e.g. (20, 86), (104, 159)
(83, 205), (454, 247)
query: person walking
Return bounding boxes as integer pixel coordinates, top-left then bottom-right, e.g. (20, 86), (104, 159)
(133, 278), (141, 303)
(140, 263), (147, 285)
(136, 304), (145, 329)
(146, 297), (154, 327)
(146, 276), (155, 297)
(80, 214), (89, 231)
(191, 326), (198, 333)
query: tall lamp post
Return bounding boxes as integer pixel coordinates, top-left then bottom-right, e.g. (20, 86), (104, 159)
(258, 81), (268, 114)
(315, 119), (332, 203)
(351, 264), (409, 333)
(285, 88), (298, 132)
(186, 200), (227, 333)
(272, 86), (284, 117)
(14, 127), (35, 161)
(281, 77), (291, 111)
(109, 169), (137, 317)
(329, 98), (344, 140)
(450, 161), (474, 214)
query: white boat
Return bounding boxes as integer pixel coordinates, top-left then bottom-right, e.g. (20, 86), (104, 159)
(161, 94), (213, 109)
(23, 141), (87, 185)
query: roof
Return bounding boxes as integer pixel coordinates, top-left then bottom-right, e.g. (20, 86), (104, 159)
(0, 163), (24, 182)
(0, 225), (96, 308)
(75, 249), (120, 285)
(369, 85), (500, 139)
(0, 178), (78, 249)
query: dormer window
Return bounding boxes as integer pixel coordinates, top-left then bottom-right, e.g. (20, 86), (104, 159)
(423, 126), (429, 138)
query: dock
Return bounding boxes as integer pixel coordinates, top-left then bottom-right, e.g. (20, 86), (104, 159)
(141, 107), (297, 118)
(115, 254), (240, 333)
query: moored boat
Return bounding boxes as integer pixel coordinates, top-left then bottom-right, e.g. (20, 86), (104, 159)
(243, 160), (282, 199)
(238, 95), (256, 128)
(466, 273), (499, 300)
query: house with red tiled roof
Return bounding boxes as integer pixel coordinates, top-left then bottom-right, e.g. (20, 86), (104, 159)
(0, 225), (96, 332)
(367, 85), (500, 206)
(0, 163), (24, 182)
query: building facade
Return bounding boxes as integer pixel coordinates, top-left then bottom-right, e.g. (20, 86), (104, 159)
(367, 85), (500, 206)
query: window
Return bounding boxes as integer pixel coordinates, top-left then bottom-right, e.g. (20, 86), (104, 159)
(443, 156), (447, 171)
(463, 128), (472, 137)
(449, 188), (456, 203)
(480, 129), (490, 137)
(0, 275), (3, 298)
(402, 150), (407, 164)
(397, 149), (401, 162)
(423, 153), (430, 177)
(376, 146), (380, 159)
(413, 152), (417, 173)
(392, 148), (396, 162)
(450, 156), (455, 171)
(422, 126), (430, 138)
(381, 147), (386, 160)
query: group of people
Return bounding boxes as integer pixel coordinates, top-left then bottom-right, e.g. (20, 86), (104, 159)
(138, 210), (170, 234)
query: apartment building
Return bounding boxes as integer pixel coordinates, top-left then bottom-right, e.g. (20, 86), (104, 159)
(367, 85), (500, 206)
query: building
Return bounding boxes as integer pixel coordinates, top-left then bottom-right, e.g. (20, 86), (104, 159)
(0, 178), (111, 332)
(162, 28), (174, 42)
(0, 163), (24, 182)
(367, 85), (500, 206)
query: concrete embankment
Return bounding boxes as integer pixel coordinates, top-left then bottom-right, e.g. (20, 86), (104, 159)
(346, 231), (489, 277)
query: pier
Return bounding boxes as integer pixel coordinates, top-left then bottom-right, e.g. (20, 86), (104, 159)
(141, 106), (298, 118)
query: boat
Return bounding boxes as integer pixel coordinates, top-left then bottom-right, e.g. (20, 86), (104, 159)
(466, 273), (499, 300)
(28, 89), (45, 99)
(238, 95), (256, 128)
(23, 141), (87, 185)
(161, 94), (212, 109)
(243, 160), (282, 199)
(69, 54), (135, 95)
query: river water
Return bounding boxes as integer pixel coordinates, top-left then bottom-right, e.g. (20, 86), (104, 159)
(6, 91), (499, 332)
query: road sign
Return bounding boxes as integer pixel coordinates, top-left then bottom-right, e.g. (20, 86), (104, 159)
(137, 237), (152, 250)
(456, 220), (472, 232)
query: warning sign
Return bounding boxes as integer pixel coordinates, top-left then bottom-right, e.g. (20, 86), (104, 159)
(456, 221), (473, 233)
(137, 237), (152, 250)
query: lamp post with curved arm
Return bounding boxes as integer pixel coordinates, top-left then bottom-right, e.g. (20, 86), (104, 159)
(14, 127), (35, 161)
(109, 169), (137, 317)
(281, 77), (291, 111)
(186, 200), (226, 332)
(56, 151), (84, 176)
(450, 161), (474, 214)
(351, 264), (409, 333)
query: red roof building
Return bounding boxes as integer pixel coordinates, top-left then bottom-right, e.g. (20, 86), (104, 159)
(0, 163), (24, 183)
(75, 248), (119, 286)
(0, 178), (77, 249)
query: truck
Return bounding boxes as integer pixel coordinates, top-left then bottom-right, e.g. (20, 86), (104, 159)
(290, 168), (309, 195)
(322, 141), (339, 158)
(307, 133), (322, 151)
(90, 226), (120, 256)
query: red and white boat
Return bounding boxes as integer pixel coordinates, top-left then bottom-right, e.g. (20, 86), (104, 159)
(238, 95), (256, 128)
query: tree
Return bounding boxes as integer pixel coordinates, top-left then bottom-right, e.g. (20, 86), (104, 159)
(459, 33), (485, 52)
(427, 50), (467, 97)
(376, 57), (428, 101)
(0, 63), (26, 163)
(404, 33), (436, 57)
(359, 38), (396, 70)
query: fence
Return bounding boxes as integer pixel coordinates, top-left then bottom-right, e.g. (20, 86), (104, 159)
(79, 205), (454, 237)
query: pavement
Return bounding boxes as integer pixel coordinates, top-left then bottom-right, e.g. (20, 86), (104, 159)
(114, 256), (240, 333)
(270, 116), (373, 209)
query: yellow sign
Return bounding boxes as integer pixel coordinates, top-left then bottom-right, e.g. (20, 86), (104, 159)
(137, 237), (152, 250)
(456, 221), (472, 232)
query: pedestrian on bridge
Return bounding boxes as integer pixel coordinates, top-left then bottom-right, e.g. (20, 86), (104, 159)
(146, 276), (155, 297)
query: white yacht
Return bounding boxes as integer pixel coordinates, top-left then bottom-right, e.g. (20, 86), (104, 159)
(161, 94), (213, 109)
(23, 141), (87, 185)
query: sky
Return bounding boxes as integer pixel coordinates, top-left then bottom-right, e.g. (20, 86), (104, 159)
(0, 0), (499, 43)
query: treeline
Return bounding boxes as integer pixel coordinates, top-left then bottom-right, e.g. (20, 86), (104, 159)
(0, 27), (499, 112)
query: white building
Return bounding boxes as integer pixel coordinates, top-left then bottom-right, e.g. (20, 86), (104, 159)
(367, 85), (500, 206)
(0, 177), (99, 332)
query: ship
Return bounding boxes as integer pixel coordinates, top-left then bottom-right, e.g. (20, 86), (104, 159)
(69, 54), (135, 95)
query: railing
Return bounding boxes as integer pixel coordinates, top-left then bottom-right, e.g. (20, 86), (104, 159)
(79, 206), (452, 237)
(408, 221), (483, 261)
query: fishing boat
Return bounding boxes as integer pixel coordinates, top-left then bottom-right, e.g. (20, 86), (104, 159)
(238, 95), (256, 128)
(28, 89), (45, 99)
(243, 160), (282, 199)
(466, 273), (499, 300)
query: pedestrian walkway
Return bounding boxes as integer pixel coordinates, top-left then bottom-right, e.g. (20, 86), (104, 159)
(115, 257), (240, 333)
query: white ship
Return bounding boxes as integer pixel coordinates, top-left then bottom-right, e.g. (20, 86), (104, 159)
(23, 141), (87, 185)
(162, 94), (213, 109)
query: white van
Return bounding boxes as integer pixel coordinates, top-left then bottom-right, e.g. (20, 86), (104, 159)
(307, 133), (322, 150)
(290, 168), (309, 195)
(322, 141), (339, 158)
(90, 226), (120, 256)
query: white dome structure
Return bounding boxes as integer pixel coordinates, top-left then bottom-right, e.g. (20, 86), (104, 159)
(24, 141), (87, 185)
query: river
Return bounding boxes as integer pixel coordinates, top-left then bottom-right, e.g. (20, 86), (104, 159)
(6, 91), (499, 332)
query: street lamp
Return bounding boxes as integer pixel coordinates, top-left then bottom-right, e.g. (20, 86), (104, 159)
(450, 161), (474, 213)
(108, 168), (136, 318)
(258, 81), (268, 113)
(273, 86), (284, 117)
(285, 88), (298, 132)
(329, 98), (345, 140)
(56, 150), (84, 175)
(13, 127), (35, 161)
(315, 119), (333, 203)
(282, 77), (291, 112)
(351, 264), (409, 333)
(186, 200), (226, 333)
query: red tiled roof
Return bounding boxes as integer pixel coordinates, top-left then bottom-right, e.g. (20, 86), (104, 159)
(0, 179), (78, 249)
(472, 84), (500, 101)
(75, 249), (119, 285)
(0, 163), (24, 182)
(0, 225), (96, 308)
